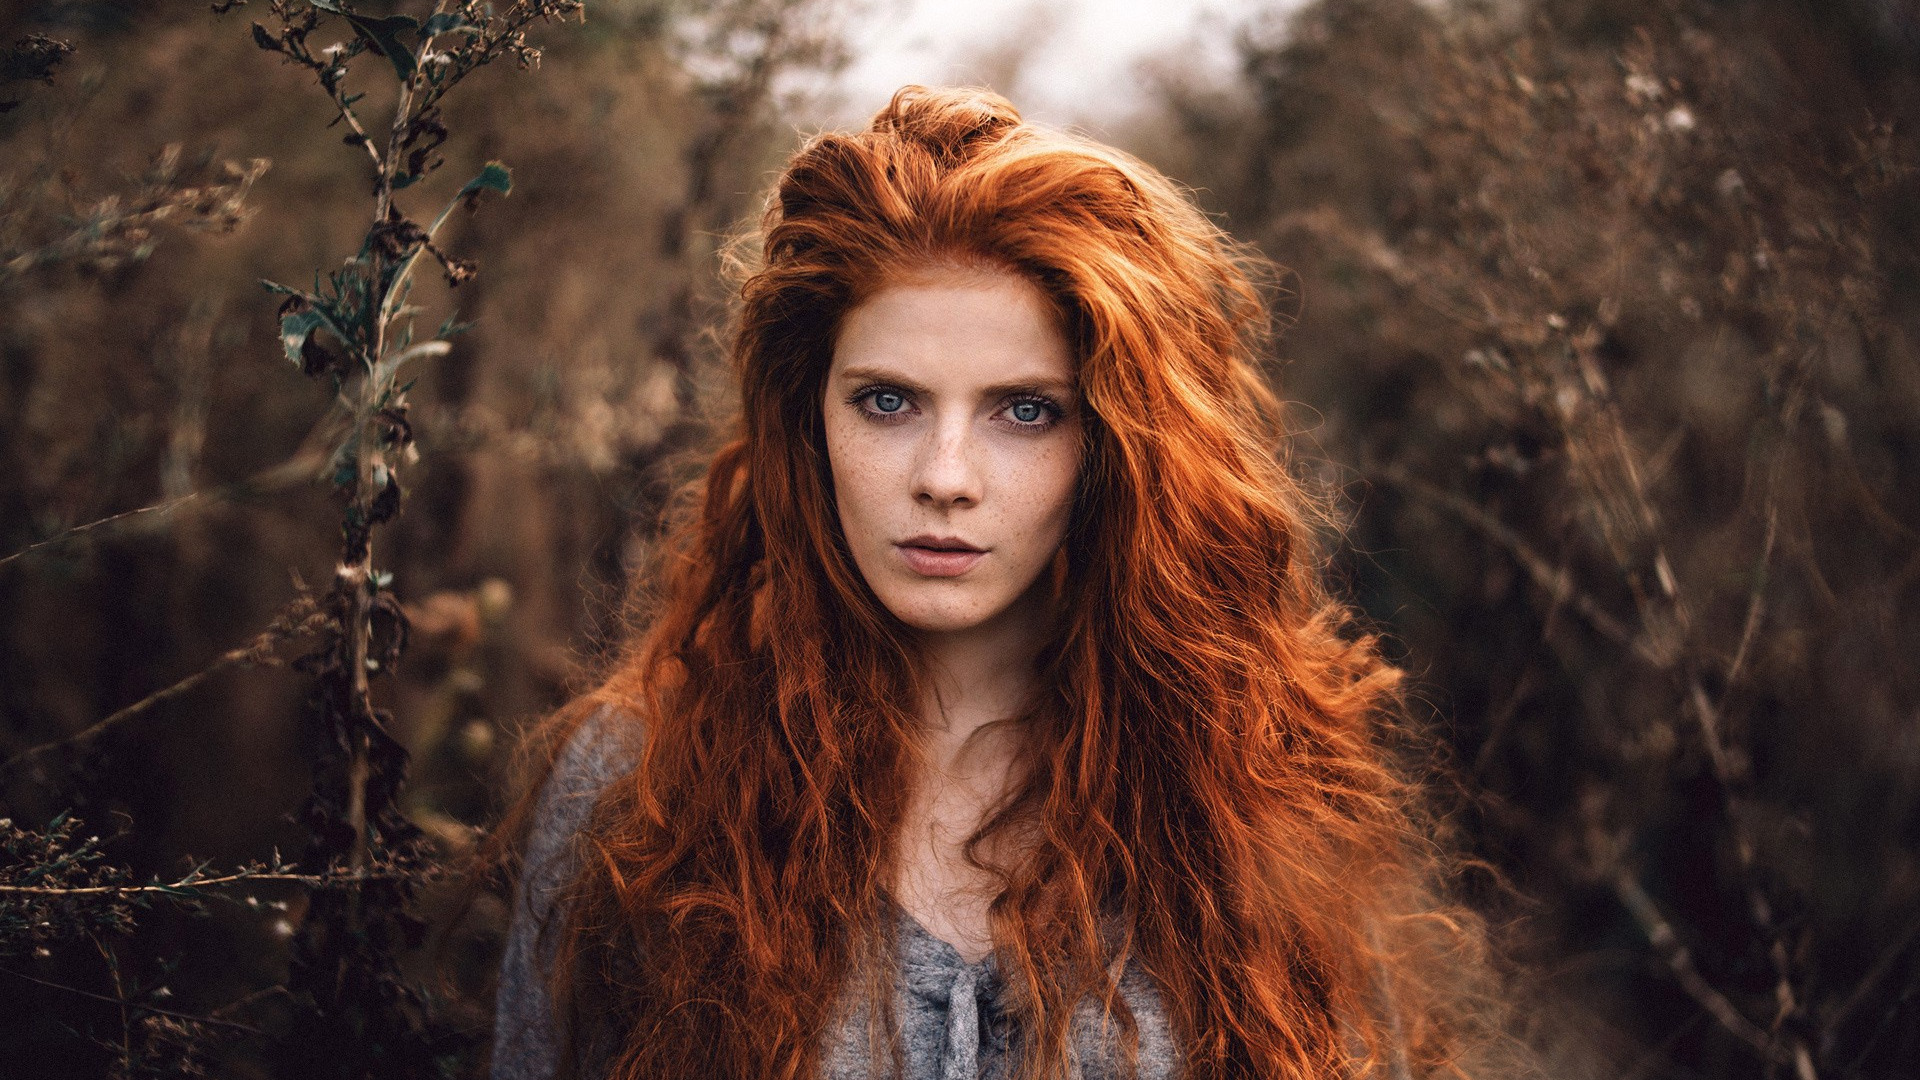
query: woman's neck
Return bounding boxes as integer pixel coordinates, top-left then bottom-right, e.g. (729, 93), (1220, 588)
(895, 608), (1047, 962)
(913, 607), (1046, 774)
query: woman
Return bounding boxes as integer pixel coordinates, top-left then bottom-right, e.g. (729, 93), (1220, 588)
(495, 86), (1514, 1080)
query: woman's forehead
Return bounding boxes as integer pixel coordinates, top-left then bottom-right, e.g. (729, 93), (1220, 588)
(840, 258), (1074, 355)
(831, 271), (1073, 386)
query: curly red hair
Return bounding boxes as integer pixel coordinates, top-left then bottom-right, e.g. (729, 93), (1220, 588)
(531, 86), (1512, 1080)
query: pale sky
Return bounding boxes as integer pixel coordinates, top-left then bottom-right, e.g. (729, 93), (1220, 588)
(818, 0), (1295, 131)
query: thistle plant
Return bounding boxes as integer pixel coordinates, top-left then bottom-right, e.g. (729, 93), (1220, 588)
(217, 2), (582, 1074)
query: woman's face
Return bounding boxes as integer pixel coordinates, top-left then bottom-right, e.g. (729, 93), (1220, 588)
(823, 265), (1082, 641)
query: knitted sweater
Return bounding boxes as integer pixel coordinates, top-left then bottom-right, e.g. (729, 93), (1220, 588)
(491, 711), (1180, 1080)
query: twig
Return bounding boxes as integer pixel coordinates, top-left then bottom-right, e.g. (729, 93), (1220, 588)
(1661, 525), (1812, 1080)
(1610, 868), (1794, 1066)
(1838, 958), (1920, 1079)
(0, 867), (401, 897)
(325, 85), (384, 174)
(1566, 358), (1820, 1080)
(1472, 664), (1538, 778)
(1724, 505), (1778, 689)
(0, 442), (328, 571)
(0, 494), (201, 571)
(1822, 911), (1920, 1058)
(1375, 463), (1661, 662)
(0, 965), (267, 1036)
(1618, 1010), (1706, 1080)
(0, 597), (325, 779)
(91, 931), (130, 1064)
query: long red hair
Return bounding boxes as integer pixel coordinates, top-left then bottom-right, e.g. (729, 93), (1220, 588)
(529, 86), (1511, 1080)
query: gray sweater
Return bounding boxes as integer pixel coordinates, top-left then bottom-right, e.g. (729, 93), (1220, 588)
(492, 712), (1181, 1080)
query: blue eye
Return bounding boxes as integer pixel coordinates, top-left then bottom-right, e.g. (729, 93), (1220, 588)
(1010, 401), (1045, 424)
(871, 391), (906, 414)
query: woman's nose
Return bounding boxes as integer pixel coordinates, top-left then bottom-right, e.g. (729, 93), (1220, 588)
(911, 419), (982, 507)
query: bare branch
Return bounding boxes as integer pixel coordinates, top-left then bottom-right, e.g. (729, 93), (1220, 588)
(0, 443), (327, 571)
(1725, 506), (1778, 689)
(0, 494), (203, 571)
(329, 91), (385, 173)
(1610, 868), (1794, 1067)
(0, 867), (400, 898)
(1375, 463), (1661, 663)
(1565, 349), (1822, 1080)
(0, 596), (326, 780)
(1824, 913), (1920, 1056)
(0, 965), (267, 1036)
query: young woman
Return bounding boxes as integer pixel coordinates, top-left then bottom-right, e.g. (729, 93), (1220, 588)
(494, 86), (1516, 1080)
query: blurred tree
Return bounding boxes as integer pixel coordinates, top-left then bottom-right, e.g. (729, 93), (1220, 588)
(1140, 0), (1920, 1076)
(0, 0), (852, 1075)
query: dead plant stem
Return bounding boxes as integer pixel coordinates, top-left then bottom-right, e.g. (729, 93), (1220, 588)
(1725, 506), (1779, 689)
(0, 598), (325, 779)
(0, 868), (395, 897)
(0, 440), (331, 572)
(0, 495), (202, 571)
(335, 72), (417, 886)
(1611, 868), (1794, 1067)
(1375, 463), (1658, 661)
(0, 965), (268, 1037)
(1580, 364), (1819, 1080)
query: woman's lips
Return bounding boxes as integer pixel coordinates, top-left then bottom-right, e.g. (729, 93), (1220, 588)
(895, 539), (985, 577)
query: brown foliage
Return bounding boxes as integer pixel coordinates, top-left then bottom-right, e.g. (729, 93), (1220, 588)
(0, 0), (847, 1074)
(1143, 0), (1920, 1076)
(2, 0), (1914, 1075)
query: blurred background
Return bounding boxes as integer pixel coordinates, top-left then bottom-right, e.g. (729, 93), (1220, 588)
(1, 0), (1916, 1076)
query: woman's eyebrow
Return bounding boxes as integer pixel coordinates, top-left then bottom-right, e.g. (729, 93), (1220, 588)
(982, 378), (1076, 400)
(831, 366), (1077, 401)
(831, 366), (932, 394)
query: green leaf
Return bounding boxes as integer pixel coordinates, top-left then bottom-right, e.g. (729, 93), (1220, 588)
(420, 160), (512, 243)
(313, 2), (420, 85)
(280, 308), (327, 366)
(372, 339), (451, 388)
(460, 161), (513, 200)
(332, 447), (358, 489)
(421, 11), (477, 36)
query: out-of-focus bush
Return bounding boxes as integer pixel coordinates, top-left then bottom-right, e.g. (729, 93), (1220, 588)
(0, 0), (846, 1074)
(1139, 0), (1919, 1076)
(6, 0), (1916, 1076)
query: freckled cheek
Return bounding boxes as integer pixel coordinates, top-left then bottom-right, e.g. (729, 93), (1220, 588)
(989, 441), (1081, 545)
(826, 429), (911, 549)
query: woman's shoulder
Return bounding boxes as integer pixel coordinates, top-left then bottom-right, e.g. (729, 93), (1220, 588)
(519, 703), (644, 889)
(495, 702), (642, 1080)
(542, 702), (643, 805)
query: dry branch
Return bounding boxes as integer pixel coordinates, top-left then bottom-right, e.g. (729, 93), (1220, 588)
(0, 965), (267, 1037)
(1374, 463), (1657, 661)
(1610, 867), (1794, 1067)
(0, 867), (402, 897)
(0, 595), (325, 781)
(0, 443), (328, 572)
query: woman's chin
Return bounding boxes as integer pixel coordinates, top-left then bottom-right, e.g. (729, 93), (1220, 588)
(877, 588), (1011, 638)
(890, 604), (997, 637)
